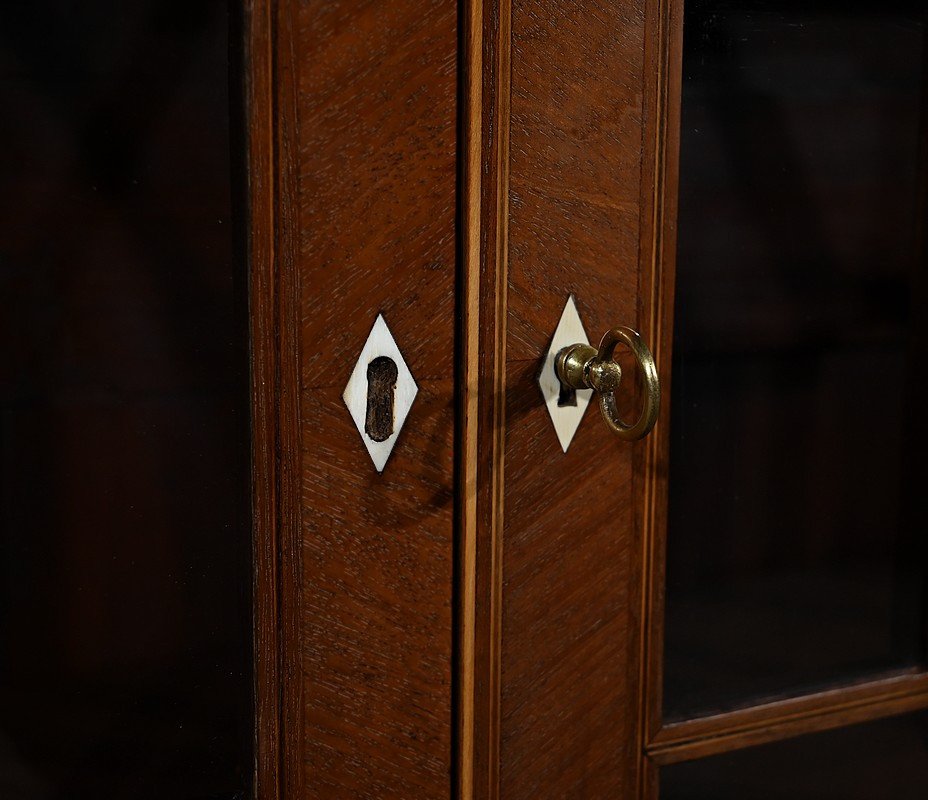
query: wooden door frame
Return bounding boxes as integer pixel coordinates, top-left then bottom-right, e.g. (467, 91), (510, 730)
(638, 0), (928, 794)
(247, 0), (458, 796)
(246, 1), (304, 798)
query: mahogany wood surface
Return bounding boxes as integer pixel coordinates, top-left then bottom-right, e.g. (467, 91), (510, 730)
(248, 1), (307, 797)
(244, 1), (284, 798)
(458, 1), (497, 798)
(634, 0), (682, 792)
(255, 0), (459, 796)
(457, 0), (511, 797)
(248, 1), (928, 797)
(495, 0), (651, 796)
(296, 0), (458, 793)
(639, 0), (682, 760)
(465, 0), (928, 795)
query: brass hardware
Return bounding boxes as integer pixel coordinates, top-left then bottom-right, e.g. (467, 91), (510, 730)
(554, 327), (660, 441)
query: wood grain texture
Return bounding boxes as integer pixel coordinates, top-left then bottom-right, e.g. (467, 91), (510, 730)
(245, 1), (296, 797)
(290, 0), (458, 796)
(457, 0), (486, 797)
(256, 2), (928, 796)
(638, 0), (683, 775)
(457, 2), (483, 794)
(632, 0), (682, 794)
(274, 4), (310, 800)
(500, 1), (649, 796)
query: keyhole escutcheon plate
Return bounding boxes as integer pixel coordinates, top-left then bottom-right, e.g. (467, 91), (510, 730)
(343, 314), (418, 472)
(538, 294), (593, 452)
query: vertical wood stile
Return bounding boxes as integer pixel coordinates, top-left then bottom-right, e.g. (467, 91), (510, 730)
(459, 0), (511, 797)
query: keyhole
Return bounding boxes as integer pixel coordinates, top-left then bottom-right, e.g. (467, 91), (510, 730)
(555, 362), (577, 407)
(365, 356), (398, 442)
(557, 383), (577, 408)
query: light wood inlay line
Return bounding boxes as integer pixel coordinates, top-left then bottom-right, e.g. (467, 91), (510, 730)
(459, 0), (483, 795)
(489, 2), (511, 798)
(460, 0), (511, 797)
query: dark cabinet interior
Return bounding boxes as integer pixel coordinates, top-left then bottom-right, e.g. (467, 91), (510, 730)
(0, 3), (252, 797)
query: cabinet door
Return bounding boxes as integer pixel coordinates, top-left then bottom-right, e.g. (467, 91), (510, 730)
(261, 0), (928, 797)
(267, 0), (661, 793)
(459, 0), (928, 796)
(262, 0), (649, 795)
(642, 0), (928, 796)
(458, 0), (659, 796)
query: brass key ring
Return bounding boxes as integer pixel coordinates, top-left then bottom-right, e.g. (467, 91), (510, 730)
(554, 326), (660, 441)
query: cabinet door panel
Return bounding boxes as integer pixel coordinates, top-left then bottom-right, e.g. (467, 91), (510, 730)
(286, 0), (458, 796)
(483, 0), (655, 795)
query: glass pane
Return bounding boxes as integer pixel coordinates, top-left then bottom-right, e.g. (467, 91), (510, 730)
(664, 0), (928, 718)
(660, 712), (928, 799)
(0, 3), (252, 798)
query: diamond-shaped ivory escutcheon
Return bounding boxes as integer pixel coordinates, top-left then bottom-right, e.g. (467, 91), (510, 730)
(538, 295), (593, 452)
(343, 314), (418, 472)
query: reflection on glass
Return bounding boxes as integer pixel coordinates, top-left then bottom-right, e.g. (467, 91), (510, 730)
(661, 712), (928, 799)
(0, 2), (251, 798)
(664, 0), (928, 718)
